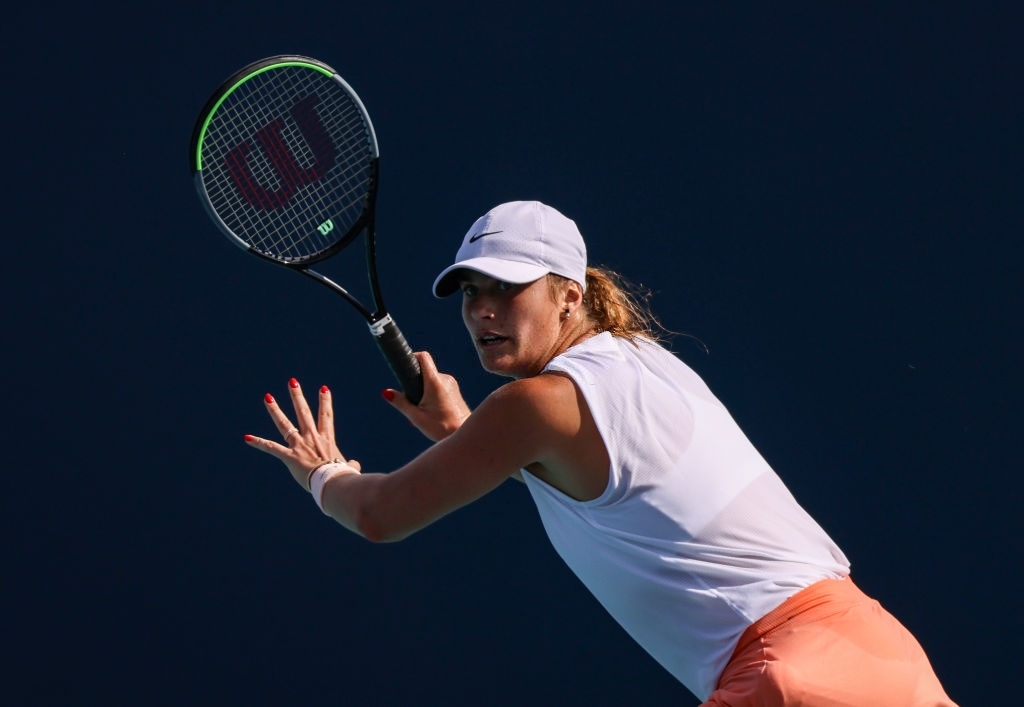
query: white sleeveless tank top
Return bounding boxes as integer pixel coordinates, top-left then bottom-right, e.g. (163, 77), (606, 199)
(521, 332), (849, 699)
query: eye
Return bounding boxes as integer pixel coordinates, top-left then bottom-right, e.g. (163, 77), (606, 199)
(497, 281), (514, 291)
(460, 283), (478, 297)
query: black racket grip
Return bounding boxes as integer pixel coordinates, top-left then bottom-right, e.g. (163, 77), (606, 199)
(369, 315), (423, 405)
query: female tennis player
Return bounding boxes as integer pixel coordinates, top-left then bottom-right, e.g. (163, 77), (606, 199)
(245, 200), (956, 705)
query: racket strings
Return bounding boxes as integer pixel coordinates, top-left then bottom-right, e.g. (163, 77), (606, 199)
(200, 66), (375, 262)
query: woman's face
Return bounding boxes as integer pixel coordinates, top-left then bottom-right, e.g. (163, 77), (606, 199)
(459, 271), (572, 379)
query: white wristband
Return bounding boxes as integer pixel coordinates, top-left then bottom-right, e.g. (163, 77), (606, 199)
(309, 462), (355, 514)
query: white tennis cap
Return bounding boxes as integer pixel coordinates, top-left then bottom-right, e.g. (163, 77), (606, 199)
(432, 201), (587, 298)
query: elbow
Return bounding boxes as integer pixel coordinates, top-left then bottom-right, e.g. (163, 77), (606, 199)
(323, 472), (417, 543)
(362, 528), (409, 544)
(348, 489), (412, 544)
(355, 512), (407, 544)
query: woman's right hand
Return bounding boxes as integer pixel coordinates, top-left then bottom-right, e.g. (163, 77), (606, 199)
(383, 351), (471, 442)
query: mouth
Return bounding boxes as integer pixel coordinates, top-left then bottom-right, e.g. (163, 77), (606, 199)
(477, 333), (509, 348)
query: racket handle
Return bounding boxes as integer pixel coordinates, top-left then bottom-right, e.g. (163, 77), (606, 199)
(369, 315), (423, 405)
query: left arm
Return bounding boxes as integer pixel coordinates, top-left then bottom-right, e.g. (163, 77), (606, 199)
(246, 373), (579, 542)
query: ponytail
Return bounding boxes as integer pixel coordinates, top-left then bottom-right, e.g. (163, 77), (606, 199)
(582, 266), (666, 341)
(548, 266), (667, 342)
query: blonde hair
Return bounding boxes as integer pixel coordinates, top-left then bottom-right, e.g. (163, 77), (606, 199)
(549, 266), (668, 342)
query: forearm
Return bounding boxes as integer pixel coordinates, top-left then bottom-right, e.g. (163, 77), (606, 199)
(314, 464), (439, 543)
(312, 464), (391, 541)
(314, 421), (524, 543)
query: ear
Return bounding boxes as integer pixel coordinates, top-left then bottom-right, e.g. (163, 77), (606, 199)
(562, 280), (584, 309)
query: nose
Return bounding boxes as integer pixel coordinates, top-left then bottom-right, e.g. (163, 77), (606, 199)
(471, 300), (495, 320)
(465, 295), (496, 322)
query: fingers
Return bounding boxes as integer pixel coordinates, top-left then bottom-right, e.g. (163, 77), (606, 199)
(382, 386), (411, 415)
(264, 392), (300, 440)
(317, 384), (336, 443)
(382, 353), (430, 415)
(381, 352), (471, 443)
(384, 352), (439, 412)
(287, 378), (317, 433)
(243, 433), (290, 459)
(261, 380), (320, 444)
(246, 379), (349, 490)
(416, 350), (442, 383)
(260, 379), (341, 451)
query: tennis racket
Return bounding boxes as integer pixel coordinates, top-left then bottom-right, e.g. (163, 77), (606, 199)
(189, 55), (422, 404)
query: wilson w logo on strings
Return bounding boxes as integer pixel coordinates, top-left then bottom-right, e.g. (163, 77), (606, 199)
(223, 94), (336, 210)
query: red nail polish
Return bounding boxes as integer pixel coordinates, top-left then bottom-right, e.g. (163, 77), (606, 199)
(289, 377), (299, 388)
(243, 434), (255, 442)
(320, 385), (329, 394)
(265, 393), (275, 404)
(381, 389), (395, 402)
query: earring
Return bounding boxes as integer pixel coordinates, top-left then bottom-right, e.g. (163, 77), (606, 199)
(562, 308), (571, 320)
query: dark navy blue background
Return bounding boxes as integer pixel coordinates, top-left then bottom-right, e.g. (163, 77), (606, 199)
(4, 4), (1018, 704)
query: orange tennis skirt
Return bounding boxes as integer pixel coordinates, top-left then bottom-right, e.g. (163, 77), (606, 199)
(701, 577), (957, 706)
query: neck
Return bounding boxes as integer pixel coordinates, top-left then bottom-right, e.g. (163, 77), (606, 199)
(553, 316), (597, 359)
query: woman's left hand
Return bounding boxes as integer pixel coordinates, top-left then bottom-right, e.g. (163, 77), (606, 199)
(244, 378), (361, 490)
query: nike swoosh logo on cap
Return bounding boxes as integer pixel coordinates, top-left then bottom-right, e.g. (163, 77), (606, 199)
(469, 230), (503, 243)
